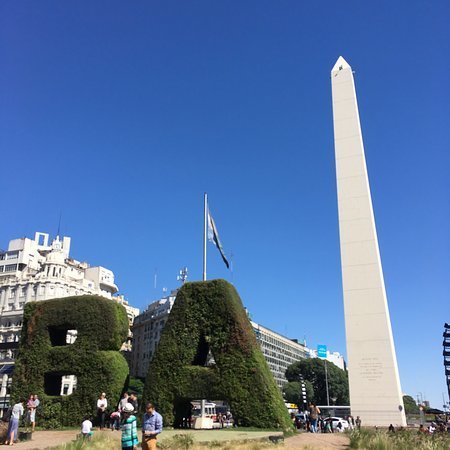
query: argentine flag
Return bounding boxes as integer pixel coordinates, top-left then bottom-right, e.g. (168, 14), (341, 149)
(207, 209), (230, 269)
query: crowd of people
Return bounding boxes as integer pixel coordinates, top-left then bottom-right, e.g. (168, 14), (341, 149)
(82, 392), (163, 450)
(416, 418), (450, 435)
(2, 391), (163, 449)
(291, 402), (361, 434)
(3, 394), (40, 445)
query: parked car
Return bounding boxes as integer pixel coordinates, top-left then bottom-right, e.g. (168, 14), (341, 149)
(324, 417), (349, 432)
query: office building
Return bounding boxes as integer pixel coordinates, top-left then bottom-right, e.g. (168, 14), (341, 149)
(251, 321), (309, 388)
(130, 291), (176, 378)
(307, 348), (346, 371)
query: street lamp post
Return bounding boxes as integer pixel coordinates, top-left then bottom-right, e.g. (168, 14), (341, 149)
(419, 405), (424, 426)
(298, 375), (307, 412)
(325, 360), (330, 407)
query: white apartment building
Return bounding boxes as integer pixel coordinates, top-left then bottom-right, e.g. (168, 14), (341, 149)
(0, 231), (138, 403)
(307, 348), (346, 371)
(251, 321), (309, 388)
(131, 291), (176, 378)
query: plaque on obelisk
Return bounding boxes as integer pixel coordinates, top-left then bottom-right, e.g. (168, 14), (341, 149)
(331, 56), (406, 426)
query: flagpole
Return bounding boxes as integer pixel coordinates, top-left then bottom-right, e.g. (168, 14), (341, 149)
(203, 192), (207, 281)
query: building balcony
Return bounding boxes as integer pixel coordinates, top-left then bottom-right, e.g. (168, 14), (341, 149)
(0, 343), (19, 350)
(0, 310), (22, 318)
(100, 281), (118, 294)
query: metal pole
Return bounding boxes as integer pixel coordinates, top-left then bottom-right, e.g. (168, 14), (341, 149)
(201, 399), (206, 419)
(325, 360), (330, 406)
(203, 193), (207, 281)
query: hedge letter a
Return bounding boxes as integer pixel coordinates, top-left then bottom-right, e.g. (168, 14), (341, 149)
(143, 279), (291, 430)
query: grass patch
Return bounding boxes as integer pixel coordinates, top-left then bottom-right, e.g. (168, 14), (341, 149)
(48, 432), (121, 449)
(348, 428), (450, 450)
(45, 432), (282, 450)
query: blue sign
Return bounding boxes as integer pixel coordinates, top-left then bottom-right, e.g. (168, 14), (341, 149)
(317, 344), (327, 359)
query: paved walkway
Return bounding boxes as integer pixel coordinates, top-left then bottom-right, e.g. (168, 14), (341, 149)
(6, 429), (349, 449)
(3, 430), (78, 449)
(284, 432), (349, 449)
(5, 428), (284, 449)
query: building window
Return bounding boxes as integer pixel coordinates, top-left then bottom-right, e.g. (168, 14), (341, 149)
(66, 330), (78, 344)
(48, 326), (78, 347)
(5, 264), (17, 272)
(6, 251), (19, 260)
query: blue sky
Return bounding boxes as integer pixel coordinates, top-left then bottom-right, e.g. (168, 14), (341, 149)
(1, 1), (449, 408)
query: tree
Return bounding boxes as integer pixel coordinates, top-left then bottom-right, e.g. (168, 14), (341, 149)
(403, 395), (419, 414)
(285, 358), (349, 405)
(128, 377), (145, 398)
(283, 380), (314, 407)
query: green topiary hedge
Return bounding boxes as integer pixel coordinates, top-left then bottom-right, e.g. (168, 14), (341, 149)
(143, 280), (292, 431)
(12, 295), (129, 428)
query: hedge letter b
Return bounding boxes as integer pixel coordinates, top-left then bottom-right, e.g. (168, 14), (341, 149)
(12, 295), (129, 427)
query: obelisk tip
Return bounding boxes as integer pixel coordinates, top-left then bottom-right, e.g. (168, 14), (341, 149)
(331, 56), (351, 74)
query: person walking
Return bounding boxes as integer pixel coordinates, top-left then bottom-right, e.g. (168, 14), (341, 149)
(121, 403), (138, 450)
(5, 398), (25, 446)
(308, 403), (320, 433)
(97, 392), (108, 430)
(355, 416), (362, 430)
(142, 402), (163, 450)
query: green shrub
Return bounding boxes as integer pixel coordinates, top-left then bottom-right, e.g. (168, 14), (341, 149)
(173, 433), (195, 450)
(12, 295), (130, 428)
(143, 280), (292, 431)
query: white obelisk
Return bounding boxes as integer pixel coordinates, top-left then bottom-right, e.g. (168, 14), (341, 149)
(331, 56), (406, 427)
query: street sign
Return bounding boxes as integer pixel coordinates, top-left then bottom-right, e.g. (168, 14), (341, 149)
(317, 344), (327, 359)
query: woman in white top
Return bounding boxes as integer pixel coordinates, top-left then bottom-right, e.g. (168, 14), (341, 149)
(96, 393), (108, 430)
